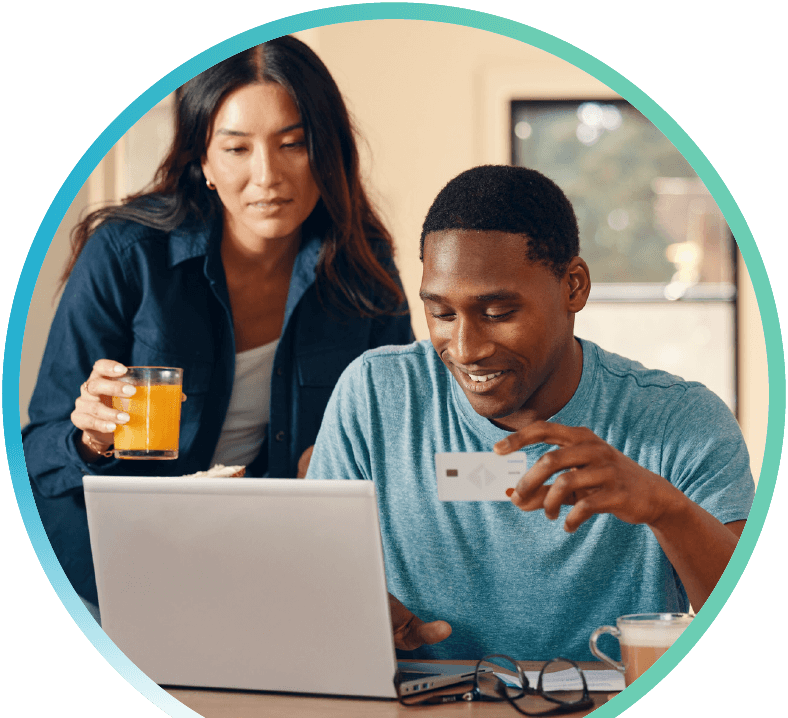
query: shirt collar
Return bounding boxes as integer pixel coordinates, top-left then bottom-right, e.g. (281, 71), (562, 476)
(167, 218), (214, 267)
(283, 233), (321, 325)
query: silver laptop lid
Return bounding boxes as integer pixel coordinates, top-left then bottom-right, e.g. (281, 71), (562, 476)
(84, 477), (399, 698)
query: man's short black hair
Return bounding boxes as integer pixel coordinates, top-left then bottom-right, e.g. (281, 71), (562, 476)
(420, 165), (580, 276)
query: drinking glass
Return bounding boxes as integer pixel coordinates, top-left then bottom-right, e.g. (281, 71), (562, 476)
(112, 366), (183, 459)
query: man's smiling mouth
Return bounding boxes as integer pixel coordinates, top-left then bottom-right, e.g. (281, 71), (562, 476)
(467, 371), (503, 383)
(454, 367), (508, 393)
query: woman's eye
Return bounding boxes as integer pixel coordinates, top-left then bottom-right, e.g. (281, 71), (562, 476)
(282, 140), (307, 149)
(224, 146), (247, 154)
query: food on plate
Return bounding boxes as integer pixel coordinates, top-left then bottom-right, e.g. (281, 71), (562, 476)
(184, 464), (246, 478)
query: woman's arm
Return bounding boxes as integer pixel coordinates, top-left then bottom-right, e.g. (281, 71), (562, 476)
(23, 225), (135, 497)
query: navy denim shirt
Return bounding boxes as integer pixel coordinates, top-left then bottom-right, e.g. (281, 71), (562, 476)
(23, 217), (413, 602)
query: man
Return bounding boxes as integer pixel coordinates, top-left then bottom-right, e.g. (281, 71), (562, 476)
(306, 165), (753, 661)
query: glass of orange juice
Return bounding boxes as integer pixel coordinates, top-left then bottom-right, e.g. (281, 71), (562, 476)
(112, 367), (183, 459)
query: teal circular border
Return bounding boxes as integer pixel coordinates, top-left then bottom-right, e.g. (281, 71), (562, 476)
(4, 4), (783, 717)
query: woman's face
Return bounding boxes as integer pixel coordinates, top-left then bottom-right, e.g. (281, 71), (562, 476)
(201, 82), (321, 248)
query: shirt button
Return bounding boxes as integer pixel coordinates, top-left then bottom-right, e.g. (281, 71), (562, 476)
(275, 431), (285, 442)
(276, 367), (283, 376)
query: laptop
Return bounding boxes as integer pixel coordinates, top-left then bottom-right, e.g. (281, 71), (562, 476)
(83, 476), (487, 698)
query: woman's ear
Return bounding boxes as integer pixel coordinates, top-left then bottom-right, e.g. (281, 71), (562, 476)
(201, 159), (212, 185)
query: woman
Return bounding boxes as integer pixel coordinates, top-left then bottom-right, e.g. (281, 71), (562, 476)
(23, 35), (413, 608)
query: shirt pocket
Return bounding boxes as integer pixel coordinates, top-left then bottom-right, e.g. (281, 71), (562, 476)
(295, 347), (363, 443)
(296, 346), (361, 388)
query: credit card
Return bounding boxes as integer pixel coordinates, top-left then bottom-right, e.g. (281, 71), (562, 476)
(435, 452), (527, 501)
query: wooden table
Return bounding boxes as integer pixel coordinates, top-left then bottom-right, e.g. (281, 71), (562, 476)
(165, 662), (617, 717)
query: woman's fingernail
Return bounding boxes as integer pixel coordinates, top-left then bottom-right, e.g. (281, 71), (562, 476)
(105, 422), (117, 432)
(116, 413), (130, 423)
(114, 365), (126, 374)
(122, 385), (136, 395)
(505, 488), (514, 497)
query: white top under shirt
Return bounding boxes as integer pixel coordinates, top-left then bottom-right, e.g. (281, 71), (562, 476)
(210, 337), (279, 467)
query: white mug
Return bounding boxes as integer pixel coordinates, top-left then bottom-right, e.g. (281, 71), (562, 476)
(589, 613), (692, 686)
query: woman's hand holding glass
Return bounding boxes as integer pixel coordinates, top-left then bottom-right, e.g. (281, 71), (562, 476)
(71, 359), (134, 461)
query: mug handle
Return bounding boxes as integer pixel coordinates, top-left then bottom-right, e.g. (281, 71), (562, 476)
(589, 625), (625, 673)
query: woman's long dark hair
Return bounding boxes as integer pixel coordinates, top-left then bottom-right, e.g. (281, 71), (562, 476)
(63, 35), (404, 316)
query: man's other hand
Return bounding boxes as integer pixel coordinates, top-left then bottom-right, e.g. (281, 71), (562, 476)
(389, 594), (452, 650)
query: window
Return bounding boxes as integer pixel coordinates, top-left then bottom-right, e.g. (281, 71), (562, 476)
(511, 100), (737, 411)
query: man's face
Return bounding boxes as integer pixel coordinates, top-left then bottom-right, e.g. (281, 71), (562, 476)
(420, 229), (586, 431)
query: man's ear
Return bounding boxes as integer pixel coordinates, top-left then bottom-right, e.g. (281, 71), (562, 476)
(565, 257), (591, 313)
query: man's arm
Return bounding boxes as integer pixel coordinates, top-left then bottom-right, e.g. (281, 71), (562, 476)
(649, 508), (744, 611)
(496, 422), (747, 611)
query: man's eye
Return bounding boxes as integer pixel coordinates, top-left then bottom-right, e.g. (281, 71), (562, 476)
(484, 311), (514, 320)
(429, 311), (455, 320)
(224, 146), (247, 154)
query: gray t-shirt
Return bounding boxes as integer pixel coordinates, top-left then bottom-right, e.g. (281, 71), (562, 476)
(307, 338), (754, 660)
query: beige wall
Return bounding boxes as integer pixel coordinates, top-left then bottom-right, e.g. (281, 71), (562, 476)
(738, 251), (769, 483)
(19, 20), (769, 482)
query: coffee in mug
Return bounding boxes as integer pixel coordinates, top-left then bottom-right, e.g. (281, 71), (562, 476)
(589, 613), (692, 686)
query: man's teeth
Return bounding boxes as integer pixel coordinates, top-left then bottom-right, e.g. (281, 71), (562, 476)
(467, 372), (502, 383)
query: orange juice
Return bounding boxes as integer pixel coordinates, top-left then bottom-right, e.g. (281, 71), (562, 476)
(113, 383), (182, 457)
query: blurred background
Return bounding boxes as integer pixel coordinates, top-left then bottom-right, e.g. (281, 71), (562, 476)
(19, 20), (767, 482)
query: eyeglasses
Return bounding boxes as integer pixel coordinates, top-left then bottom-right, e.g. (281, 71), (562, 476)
(395, 654), (594, 715)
